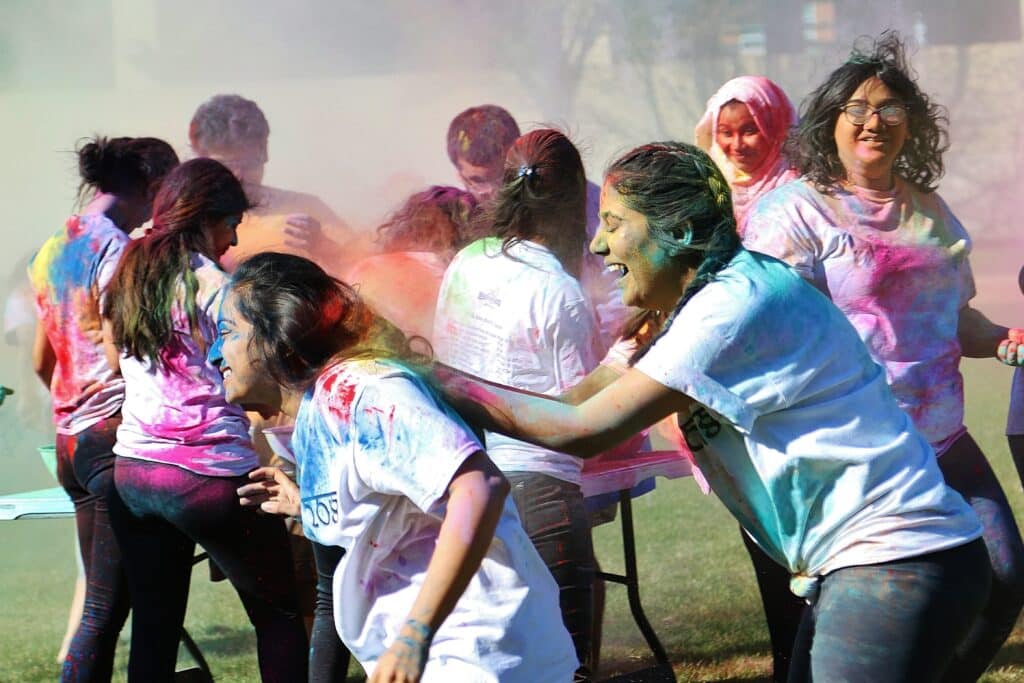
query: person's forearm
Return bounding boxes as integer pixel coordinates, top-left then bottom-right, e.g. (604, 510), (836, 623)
(442, 370), (612, 456)
(559, 365), (619, 406)
(959, 306), (1010, 358)
(398, 460), (509, 641)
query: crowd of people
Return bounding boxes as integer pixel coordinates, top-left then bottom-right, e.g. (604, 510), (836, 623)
(18, 31), (1024, 683)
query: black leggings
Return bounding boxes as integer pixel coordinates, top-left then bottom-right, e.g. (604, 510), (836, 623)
(56, 415), (130, 683)
(309, 541), (354, 682)
(110, 457), (308, 682)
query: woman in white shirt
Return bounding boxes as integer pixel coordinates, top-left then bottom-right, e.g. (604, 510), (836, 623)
(433, 129), (602, 680)
(217, 252), (577, 683)
(439, 141), (990, 683)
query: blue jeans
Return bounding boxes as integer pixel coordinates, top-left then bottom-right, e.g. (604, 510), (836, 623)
(788, 539), (990, 683)
(506, 473), (594, 681)
(56, 415), (130, 683)
(748, 430), (1024, 682)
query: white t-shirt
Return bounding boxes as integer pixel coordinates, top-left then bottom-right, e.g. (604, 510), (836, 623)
(743, 178), (974, 450)
(433, 237), (601, 484)
(633, 249), (981, 594)
(293, 359), (577, 682)
(114, 253), (256, 476)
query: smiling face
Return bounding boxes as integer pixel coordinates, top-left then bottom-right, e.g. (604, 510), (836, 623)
(834, 76), (908, 190)
(591, 181), (690, 312)
(208, 291), (282, 412)
(715, 101), (771, 175)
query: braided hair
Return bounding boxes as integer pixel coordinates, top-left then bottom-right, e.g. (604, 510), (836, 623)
(604, 142), (741, 362)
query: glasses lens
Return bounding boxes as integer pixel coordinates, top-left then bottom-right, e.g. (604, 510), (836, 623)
(879, 105), (907, 125)
(843, 105), (870, 125)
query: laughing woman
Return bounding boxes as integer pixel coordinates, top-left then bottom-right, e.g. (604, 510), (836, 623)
(439, 141), (991, 683)
(216, 252), (576, 683)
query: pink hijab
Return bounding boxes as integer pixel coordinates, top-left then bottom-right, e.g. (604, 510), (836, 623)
(694, 76), (798, 232)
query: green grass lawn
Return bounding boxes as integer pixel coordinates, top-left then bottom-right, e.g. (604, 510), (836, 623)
(1, 358), (1022, 682)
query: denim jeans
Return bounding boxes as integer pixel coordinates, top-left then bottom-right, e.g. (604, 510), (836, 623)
(788, 539), (990, 683)
(748, 430), (1024, 683)
(506, 472), (594, 681)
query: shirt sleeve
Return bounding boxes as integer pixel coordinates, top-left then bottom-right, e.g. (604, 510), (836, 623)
(742, 186), (823, 285)
(349, 371), (484, 512)
(95, 233), (128, 295)
(942, 200), (976, 309)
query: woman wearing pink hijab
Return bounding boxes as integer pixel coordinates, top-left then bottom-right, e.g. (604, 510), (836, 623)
(694, 75), (798, 233)
(697, 76), (801, 681)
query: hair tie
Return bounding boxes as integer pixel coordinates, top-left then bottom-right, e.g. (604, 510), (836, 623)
(517, 164), (535, 179)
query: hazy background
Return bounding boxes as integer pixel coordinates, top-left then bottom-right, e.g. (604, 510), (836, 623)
(2, 0), (1024, 465)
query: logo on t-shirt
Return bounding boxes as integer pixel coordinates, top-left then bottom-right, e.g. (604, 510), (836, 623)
(302, 491), (340, 530)
(680, 407), (721, 451)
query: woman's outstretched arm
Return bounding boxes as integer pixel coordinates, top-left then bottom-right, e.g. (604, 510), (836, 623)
(437, 364), (687, 457)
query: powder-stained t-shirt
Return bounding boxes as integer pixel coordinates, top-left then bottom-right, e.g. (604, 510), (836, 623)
(28, 214), (127, 434)
(634, 249), (981, 595)
(114, 253), (256, 476)
(433, 237), (601, 484)
(293, 358), (577, 682)
(744, 178), (974, 450)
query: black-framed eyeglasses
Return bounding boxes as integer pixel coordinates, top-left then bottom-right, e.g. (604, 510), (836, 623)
(839, 102), (908, 126)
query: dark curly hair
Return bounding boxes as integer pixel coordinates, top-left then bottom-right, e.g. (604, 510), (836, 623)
(785, 31), (948, 193)
(375, 185), (477, 258)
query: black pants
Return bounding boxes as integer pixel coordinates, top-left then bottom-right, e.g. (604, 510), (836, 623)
(309, 541), (353, 682)
(110, 457), (308, 682)
(57, 415), (130, 683)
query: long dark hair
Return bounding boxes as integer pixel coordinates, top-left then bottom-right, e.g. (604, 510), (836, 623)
(228, 252), (427, 392)
(76, 136), (179, 204)
(604, 142), (741, 362)
(485, 129), (588, 278)
(104, 158), (250, 366)
(785, 31), (948, 192)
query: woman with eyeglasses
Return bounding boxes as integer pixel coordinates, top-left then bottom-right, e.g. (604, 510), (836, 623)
(744, 32), (1024, 681)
